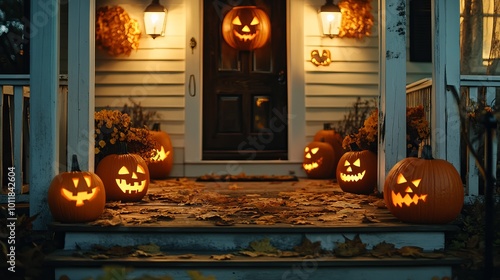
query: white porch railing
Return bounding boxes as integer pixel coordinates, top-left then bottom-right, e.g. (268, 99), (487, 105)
(406, 76), (499, 197)
(0, 75), (68, 203)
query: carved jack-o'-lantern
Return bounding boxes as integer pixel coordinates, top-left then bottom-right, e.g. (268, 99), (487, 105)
(222, 6), (271, 51)
(148, 123), (173, 179)
(48, 155), (106, 223)
(303, 141), (335, 179)
(336, 150), (377, 194)
(96, 144), (150, 202)
(384, 145), (464, 224)
(313, 123), (344, 177)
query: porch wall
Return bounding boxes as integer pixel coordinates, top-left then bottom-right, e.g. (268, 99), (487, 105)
(92, 0), (433, 176)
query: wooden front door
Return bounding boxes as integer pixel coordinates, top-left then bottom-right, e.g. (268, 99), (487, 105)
(202, 0), (287, 160)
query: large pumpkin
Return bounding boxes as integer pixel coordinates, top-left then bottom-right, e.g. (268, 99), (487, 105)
(148, 123), (173, 179)
(303, 140), (336, 179)
(96, 144), (150, 202)
(221, 6), (271, 51)
(48, 155), (106, 223)
(384, 145), (464, 224)
(313, 123), (344, 176)
(336, 150), (377, 194)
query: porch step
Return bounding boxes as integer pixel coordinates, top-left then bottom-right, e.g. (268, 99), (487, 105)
(45, 223), (462, 280)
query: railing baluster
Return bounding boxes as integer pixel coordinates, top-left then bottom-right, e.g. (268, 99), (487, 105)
(467, 87), (480, 196)
(0, 86), (3, 190)
(13, 86), (24, 195)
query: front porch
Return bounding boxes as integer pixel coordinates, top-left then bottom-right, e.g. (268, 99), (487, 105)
(43, 178), (468, 280)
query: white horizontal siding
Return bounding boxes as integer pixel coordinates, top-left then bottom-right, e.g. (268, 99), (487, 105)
(94, 0), (186, 176)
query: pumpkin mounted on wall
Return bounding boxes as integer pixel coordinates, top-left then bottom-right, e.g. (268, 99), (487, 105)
(384, 145), (464, 224)
(221, 6), (271, 51)
(303, 140), (335, 179)
(96, 143), (150, 202)
(148, 123), (173, 179)
(336, 150), (377, 194)
(48, 155), (106, 223)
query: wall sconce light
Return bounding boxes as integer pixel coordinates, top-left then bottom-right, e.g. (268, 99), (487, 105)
(144, 0), (167, 39)
(318, 0), (342, 38)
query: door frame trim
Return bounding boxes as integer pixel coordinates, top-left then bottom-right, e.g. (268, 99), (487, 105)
(184, 0), (306, 174)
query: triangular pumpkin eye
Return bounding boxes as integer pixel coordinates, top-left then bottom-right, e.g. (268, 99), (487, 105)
(250, 16), (260, 25)
(232, 16), (242, 25)
(412, 179), (421, 187)
(84, 175), (92, 187)
(304, 147), (309, 152)
(397, 173), (407, 184)
(353, 158), (361, 167)
(118, 166), (130, 175)
(311, 147), (319, 154)
(344, 160), (350, 166)
(72, 178), (79, 188)
(137, 165), (146, 174)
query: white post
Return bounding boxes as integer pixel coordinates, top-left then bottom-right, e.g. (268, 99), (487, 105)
(432, 0), (461, 168)
(378, 0), (408, 192)
(29, 0), (60, 230)
(67, 0), (95, 171)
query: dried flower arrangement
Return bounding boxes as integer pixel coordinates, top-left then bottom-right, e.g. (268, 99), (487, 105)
(338, 0), (375, 39)
(94, 109), (158, 164)
(339, 102), (430, 156)
(95, 6), (141, 56)
(121, 98), (158, 129)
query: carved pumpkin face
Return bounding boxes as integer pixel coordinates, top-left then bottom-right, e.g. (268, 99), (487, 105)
(148, 128), (174, 179)
(96, 152), (150, 202)
(313, 126), (344, 175)
(48, 155), (106, 223)
(222, 6), (271, 50)
(302, 141), (335, 179)
(390, 173), (427, 207)
(384, 146), (464, 224)
(336, 150), (377, 194)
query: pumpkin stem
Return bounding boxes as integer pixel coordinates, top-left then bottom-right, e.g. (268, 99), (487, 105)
(420, 145), (434, 160)
(118, 142), (129, 155)
(71, 154), (81, 172)
(152, 123), (161, 131)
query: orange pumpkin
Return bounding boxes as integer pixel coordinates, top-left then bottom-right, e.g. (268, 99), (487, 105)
(148, 123), (173, 179)
(336, 150), (377, 194)
(313, 123), (344, 176)
(96, 144), (150, 202)
(48, 155), (106, 223)
(384, 145), (464, 224)
(303, 140), (335, 179)
(221, 6), (271, 50)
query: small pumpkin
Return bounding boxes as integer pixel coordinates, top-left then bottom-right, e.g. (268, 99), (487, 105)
(336, 150), (377, 194)
(148, 123), (173, 179)
(48, 155), (106, 223)
(221, 6), (271, 51)
(313, 123), (344, 176)
(384, 145), (464, 224)
(96, 143), (150, 202)
(303, 140), (336, 179)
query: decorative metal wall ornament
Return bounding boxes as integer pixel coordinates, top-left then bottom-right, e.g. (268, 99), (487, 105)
(310, 50), (331, 66)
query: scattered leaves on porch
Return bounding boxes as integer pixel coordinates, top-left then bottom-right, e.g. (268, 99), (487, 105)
(293, 237), (323, 257)
(333, 234), (367, 257)
(210, 254), (234, 260)
(240, 238), (279, 257)
(397, 246), (424, 258)
(371, 241), (397, 258)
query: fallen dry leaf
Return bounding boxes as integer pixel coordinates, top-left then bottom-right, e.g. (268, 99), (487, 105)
(210, 254), (234, 260)
(398, 246), (424, 258)
(294, 237), (323, 257)
(371, 241), (397, 258)
(334, 234), (366, 257)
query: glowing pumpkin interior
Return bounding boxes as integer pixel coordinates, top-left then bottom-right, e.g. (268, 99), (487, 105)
(339, 158), (365, 182)
(303, 146), (323, 171)
(151, 145), (170, 162)
(116, 164), (148, 194)
(390, 173), (427, 207)
(61, 175), (99, 207)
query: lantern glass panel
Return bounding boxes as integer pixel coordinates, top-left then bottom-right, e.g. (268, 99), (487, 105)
(320, 11), (341, 36)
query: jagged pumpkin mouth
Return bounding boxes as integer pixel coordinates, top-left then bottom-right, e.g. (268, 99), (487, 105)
(391, 191), (428, 207)
(339, 170), (366, 182)
(61, 188), (98, 207)
(303, 157), (323, 171)
(115, 179), (147, 194)
(234, 30), (258, 41)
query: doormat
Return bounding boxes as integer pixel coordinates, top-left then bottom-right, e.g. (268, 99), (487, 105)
(196, 173), (299, 182)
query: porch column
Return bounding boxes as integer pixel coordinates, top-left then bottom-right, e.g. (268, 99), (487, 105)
(30, 0), (60, 229)
(67, 0), (95, 171)
(377, 0), (408, 192)
(431, 0), (460, 169)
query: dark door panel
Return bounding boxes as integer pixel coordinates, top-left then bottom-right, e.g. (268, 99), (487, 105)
(203, 0), (287, 160)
